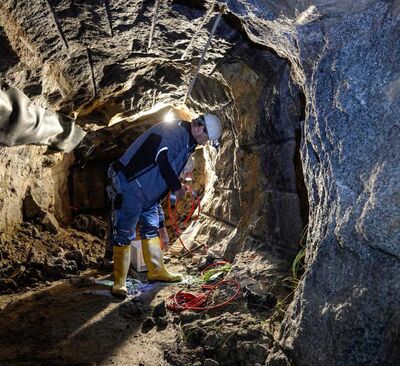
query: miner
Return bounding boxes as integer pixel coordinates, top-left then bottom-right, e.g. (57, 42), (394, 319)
(107, 114), (222, 297)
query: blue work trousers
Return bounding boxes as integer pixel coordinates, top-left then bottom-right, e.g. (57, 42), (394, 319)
(108, 168), (164, 247)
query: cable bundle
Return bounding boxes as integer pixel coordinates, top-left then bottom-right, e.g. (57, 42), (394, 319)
(167, 261), (241, 312)
(167, 188), (204, 254)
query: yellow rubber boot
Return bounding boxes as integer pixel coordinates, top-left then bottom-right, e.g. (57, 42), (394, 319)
(111, 245), (131, 298)
(142, 237), (182, 282)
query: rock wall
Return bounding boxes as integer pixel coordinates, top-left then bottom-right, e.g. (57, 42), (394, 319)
(192, 42), (307, 274)
(0, 146), (73, 232)
(220, 1), (400, 364)
(285, 4), (400, 364)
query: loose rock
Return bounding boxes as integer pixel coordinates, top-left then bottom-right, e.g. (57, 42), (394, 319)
(41, 212), (60, 234)
(152, 300), (167, 318)
(141, 317), (155, 333)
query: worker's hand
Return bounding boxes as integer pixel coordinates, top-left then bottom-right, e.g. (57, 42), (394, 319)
(173, 185), (188, 202)
(158, 227), (170, 252)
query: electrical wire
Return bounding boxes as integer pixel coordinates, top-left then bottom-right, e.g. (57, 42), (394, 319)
(166, 278), (241, 312)
(167, 194), (241, 312)
(167, 186), (206, 255)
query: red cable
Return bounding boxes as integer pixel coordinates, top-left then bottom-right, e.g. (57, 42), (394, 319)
(167, 188), (204, 254)
(166, 192), (239, 312)
(166, 279), (241, 312)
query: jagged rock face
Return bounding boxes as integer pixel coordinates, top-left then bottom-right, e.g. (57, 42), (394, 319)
(0, 146), (73, 231)
(0, 0), (236, 116)
(1, 1), (399, 365)
(224, 1), (400, 365)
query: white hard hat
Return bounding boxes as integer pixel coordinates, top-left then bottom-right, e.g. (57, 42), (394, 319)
(198, 113), (222, 141)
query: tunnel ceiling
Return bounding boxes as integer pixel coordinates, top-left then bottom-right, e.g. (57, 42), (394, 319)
(1, 1), (400, 365)
(0, 0), (245, 122)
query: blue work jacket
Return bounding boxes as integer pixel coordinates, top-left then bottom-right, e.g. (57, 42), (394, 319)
(115, 120), (197, 207)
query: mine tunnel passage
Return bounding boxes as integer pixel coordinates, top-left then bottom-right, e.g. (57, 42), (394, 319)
(0, 1), (311, 298)
(69, 6), (309, 272)
(1, 0), (398, 364)
(71, 44), (309, 274)
(0, 2), (309, 364)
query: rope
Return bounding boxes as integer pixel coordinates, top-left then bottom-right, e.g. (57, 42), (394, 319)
(183, 11), (223, 103)
(181, 1), (217, 60)
(166, 193), (240, 312)
(148, 0), (160, 52)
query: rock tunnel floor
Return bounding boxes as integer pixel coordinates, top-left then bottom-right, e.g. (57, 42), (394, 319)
(0, 219), (282, 366)
(0, 274), (178, 366)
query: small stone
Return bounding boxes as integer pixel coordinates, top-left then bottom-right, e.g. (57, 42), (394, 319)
(29, 268), (44, 280)
(237, 341), (269, 365)
(46, 257), (77, 279)
(152, 300), (167, 318)
(173, 316), (180, 324)
(45, 281), (51, 286)
(179, 310), (202, 324)
(193, 362), (202, 366)
(197, 254), (221, 271)
(141, 317), (155, 333)
(52, 247), (64, 257)
(65, 249), (84, 268)
(32, 226), (41, 238)
(203, 331), (219, 348)
(191, 255), (201, 264)
(182, 324), (207, 346)
(244, 285), (277, 312)
(155, 316), (168, 329)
